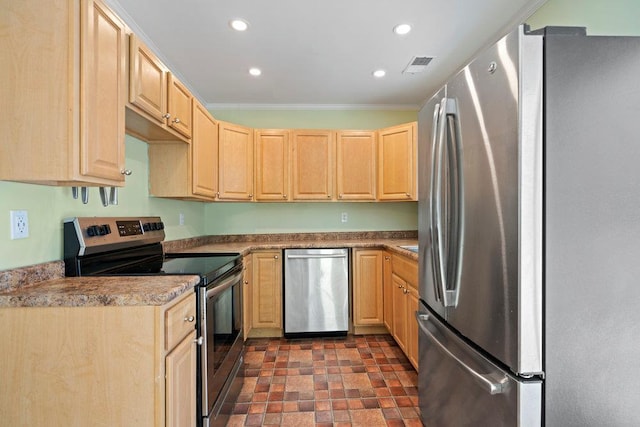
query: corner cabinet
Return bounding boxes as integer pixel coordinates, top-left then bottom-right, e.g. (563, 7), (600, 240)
(218, 121), (254, 201)
(377, 122), (417, 200)
(148, 99), (218, 201)
(0, 0), (128, 186)
(0, 292), (198, 426)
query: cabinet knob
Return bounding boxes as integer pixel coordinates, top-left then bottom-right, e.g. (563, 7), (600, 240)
(384, 256), (390, 261)
(327, 195), (331, 198)
(397, 284), (403, 289)
(248, 194), (253, 199)
(244, 280), (249, 284)
(184, 316), (195, 322)
(172, 117), (181, 124)
(274, 255), (279, 259)
(403, 288), (409, 294)
(163, 113), (171, 119)
(120, 169), (132, 176)
(283, 194), (287, 199)
(405, 193), (411, 198)
(194, 336), (204, 345)
(339, 194), (343, 199)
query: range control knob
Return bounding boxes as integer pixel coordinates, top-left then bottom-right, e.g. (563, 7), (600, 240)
(142, 222), (151, 232)
(155, 222), (164, 230)
(86, 225), (98, 237)
(99, 224), (111, 236)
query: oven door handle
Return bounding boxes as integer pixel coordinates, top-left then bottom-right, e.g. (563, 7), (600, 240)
(206, 270), (243, 298)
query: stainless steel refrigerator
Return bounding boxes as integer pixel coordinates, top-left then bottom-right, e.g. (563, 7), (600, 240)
(416, 25), (640, 426)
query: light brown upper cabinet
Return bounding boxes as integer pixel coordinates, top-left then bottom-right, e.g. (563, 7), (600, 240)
(377, 122), (417, 200)
(148, 100), (217, 201)
(126, 35), (192, 143)
(0, 0), (127, 186)
(291, 130), (335, 200)
(254, 130), (290, 201)
(336, 131), (377, 200)
(167, 73), (193, 139)
(218, 121), (254, 200)
(191, 101), (218, 199)
(128, 35), (167, 125)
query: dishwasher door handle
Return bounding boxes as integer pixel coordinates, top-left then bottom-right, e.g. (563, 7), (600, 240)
(286, 253), (348, 259)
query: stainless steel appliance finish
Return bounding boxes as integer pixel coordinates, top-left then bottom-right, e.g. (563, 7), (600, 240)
(417, 25), (640, 426)
(284, 248), (349, 336)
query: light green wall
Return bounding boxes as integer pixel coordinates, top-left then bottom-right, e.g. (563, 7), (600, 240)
(0, 135), (205, 271)
(204, 109), (419, 236)
(205, 202), (418, 235)
(527, 0), (640, 35)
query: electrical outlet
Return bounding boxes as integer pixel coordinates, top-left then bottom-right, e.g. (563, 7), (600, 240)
(10, 210), (29, 239)
(341, 212), (348, 223)
(179, 213), (185, 226)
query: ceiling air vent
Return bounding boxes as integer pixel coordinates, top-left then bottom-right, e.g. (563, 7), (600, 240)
(403, 56), (433, 74)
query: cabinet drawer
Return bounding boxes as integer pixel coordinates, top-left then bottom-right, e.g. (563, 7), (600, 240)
(391, 254), (418, 289)
(165, 293), (196, 350)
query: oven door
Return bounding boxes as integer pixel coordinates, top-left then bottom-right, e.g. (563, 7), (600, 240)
(199, 267), (244, 421)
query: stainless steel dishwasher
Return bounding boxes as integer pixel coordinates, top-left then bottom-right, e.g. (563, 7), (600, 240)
(284, 248), (349, 337)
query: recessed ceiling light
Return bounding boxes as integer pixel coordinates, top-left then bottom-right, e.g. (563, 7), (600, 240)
(393, 23), (412, 35)
(249, 67), (262, 77)
(230, 19), (249, 31)
(373, 69), (386, 78)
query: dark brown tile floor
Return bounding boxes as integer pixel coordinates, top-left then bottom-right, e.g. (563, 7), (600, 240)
(227, 334), (422, 427)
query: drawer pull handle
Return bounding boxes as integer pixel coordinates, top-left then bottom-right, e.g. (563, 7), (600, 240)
(184, 316), (195, 322)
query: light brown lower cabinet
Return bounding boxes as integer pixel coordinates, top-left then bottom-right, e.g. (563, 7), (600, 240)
(353, 249), (384, 328)
(250, 250), (283, 336)
(0, 292), (197, 426)
(387, 253), (419, 370)
(243, 253), (253, 340)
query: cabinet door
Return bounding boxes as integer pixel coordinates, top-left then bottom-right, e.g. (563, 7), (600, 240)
(80, 0), (126, 182)
(291, 130), (334, 200)
(128, 35), (167, 124)
(243, 254), (253, 340)
(167, 73), (193, 139)
(255, 129), (290, 201)
(391, 273), (408, 353)
(353, 249), (384, 325)
(406, 286), (419, 370)
(336, 131), (377, 200)
(251, 251), (282, 329)
(192, 101), (218, 198)
(383, 252), (394, 332)
(166, 330), (197, 427)
(377, 122), (417, 200)
(218, 121), (254, 200)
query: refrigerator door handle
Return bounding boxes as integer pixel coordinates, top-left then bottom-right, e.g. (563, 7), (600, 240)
(416, 313), (509, 395)
(444, 100), (465, 308)
(431, 97), (449, 306)
(429, 101), (444, 303)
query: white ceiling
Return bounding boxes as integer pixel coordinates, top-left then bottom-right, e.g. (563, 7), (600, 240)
(108, 0), (547, 110)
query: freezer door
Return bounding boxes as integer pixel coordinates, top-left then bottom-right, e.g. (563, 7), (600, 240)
(417, 86), (447, 319)
(441, 27), (543, 375)
(417, 304), (541, 427)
